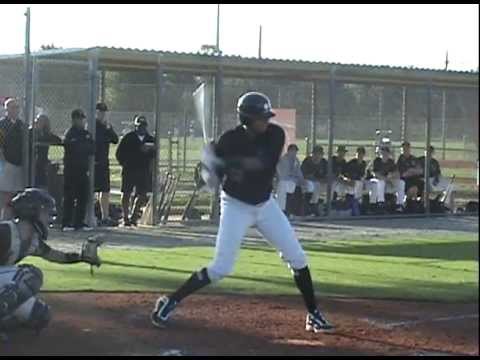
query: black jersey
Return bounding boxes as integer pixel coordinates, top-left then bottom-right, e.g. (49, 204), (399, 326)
(95, 121), (119, 167)
(373, 158), (397, 177)
(397, 154), (421, 179)
(301, 156), (328, 181)
(417, 156), (441, 178)
(215, 123), (285, 205)
(331, 156), (347, 177)
(63, 126), (95, 174)
(345, 158), (367, 180)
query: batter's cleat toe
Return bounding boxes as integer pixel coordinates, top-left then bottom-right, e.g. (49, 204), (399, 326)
(306, 309), (334, 333)
(151, 296), (177, 328)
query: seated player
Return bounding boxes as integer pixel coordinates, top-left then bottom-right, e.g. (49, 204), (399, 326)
(397, 141), (423, 201)
(301, 145), (328, 216)
(369, 147), (406, 213)
(418, 145), (456, 212)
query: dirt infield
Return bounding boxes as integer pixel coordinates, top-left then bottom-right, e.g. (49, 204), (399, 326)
(1, 293), (478, 356)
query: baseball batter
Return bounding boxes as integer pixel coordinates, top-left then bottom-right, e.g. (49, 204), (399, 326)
(151, 92), (334, 333)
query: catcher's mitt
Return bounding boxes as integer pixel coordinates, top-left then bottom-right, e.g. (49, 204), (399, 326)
(81, 238), (102, 267)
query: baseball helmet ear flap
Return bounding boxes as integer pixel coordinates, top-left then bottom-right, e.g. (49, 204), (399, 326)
(237, 92), (275, 125)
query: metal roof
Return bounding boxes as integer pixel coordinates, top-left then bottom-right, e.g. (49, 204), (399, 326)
(0, 46), (478, 88)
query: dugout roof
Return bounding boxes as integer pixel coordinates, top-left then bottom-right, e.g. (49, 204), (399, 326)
(0, 46), (478, 88)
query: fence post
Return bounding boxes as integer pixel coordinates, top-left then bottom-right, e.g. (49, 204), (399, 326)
(23, 7), (32, 187)
(326, 67), (336, 217)
(424, 81), (433, 215)
(401, 86), (408, 142)
(441, 89), (447, 160)
(310, 81), (318, 150)
(210, 62), (224, 222)
(29, 56), (38, 186)
(152, 61), (164, 226)
(86, 49), (99, 228)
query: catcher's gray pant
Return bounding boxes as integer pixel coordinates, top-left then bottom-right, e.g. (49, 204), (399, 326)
(207, 191), (307, 282)
(0, 264), (50, 330)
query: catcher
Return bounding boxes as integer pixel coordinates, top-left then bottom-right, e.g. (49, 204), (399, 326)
(0, 188), (101, 334)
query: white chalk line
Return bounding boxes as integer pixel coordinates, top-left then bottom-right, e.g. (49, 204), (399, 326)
(373, 313), (479, 329)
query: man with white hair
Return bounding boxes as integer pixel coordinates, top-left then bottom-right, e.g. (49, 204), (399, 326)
(0, 98), (25, 220)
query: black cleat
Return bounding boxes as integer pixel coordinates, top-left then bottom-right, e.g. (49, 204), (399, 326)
(151, 296), (177, 328)
(305, 309), (335, 333)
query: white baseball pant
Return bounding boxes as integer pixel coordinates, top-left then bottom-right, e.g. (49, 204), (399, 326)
(369, 178), (406, 205)
(276, 180), (297, 211)
(303, 180), (327, 204)
(207, 191), (308, 282)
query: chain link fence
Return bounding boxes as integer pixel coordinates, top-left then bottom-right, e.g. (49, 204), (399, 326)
(0, 50), (477, 223)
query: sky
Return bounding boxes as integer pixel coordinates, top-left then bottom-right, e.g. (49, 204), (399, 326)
(1, 4), (478, 71)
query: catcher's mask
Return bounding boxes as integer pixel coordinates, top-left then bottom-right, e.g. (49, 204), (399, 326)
(10, 188), (57, 240)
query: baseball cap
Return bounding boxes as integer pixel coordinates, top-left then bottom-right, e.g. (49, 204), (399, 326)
(336, 145), (348, 153)
(401, 141), (411, 146)
(312, 145), (324, 154)
(71, 108), (86, 119)
(96, 102), (108, 112)
(134, 115), (148, 127)
(287, 144), (299, 151)
(356, 146), (366, 154)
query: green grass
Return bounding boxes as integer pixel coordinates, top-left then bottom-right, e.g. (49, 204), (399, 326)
(22, 233), (478, 303)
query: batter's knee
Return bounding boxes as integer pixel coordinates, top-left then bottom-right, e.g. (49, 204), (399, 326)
(280, 250), (308, 272)
(206, 263), (234, 283)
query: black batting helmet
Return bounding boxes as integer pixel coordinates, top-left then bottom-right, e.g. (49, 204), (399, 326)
(10, 188), (57, 240)
(237, 92), (275, 125)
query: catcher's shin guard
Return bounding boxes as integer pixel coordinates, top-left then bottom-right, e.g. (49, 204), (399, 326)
(0, 283), (19, 318)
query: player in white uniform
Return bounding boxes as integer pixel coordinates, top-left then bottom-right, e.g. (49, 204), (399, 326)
(151, 92), (334, 333)
(0, 188), (100, 334)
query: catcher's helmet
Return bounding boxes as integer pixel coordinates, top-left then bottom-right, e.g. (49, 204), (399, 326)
(237, 92), (275, 125)
(10, 188), (57, 240)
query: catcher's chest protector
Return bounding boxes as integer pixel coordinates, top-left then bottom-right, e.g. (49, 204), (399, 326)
(0, 221), (37, 266)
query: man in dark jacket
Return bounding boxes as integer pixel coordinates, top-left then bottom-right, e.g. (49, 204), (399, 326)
(62, 109), (95, 231)
(0, 98), (25, 220)
(94, 102), (118, 226)
(115, 115), (155, 226)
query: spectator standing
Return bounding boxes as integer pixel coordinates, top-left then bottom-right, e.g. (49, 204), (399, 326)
(0, 98), (25, 220)
(94, 102), (119, 226)
(29, 114), (62, 189)
(115, 115), (155, 226)
(62, 109), (95, 231)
